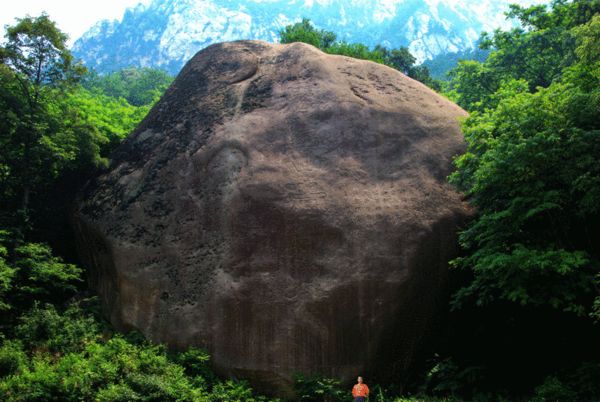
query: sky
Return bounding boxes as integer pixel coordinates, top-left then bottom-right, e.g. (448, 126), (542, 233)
(0, 0), (150, 45)
(1, 0), (550, 47)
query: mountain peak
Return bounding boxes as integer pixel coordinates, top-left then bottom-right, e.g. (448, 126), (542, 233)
(73, 0), (548, 74)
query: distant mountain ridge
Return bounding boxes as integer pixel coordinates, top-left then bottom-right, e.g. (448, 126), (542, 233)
(72, 0), (548, 75)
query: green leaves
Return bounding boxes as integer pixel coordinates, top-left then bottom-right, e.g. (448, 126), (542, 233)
(0, 236), (16, 312)
(278, 18), (440, 90)
(279, 18), (337, 49)
(451, 246), (592, 314)
(446, 1), (600, 112)
(13, 243), (82, 297)
(1, 14), (169, 237)
(1, 13), (80, 89)
(0, 300), (275, 402)
(0, 236), (83, 331)
(294, 374), (346, 402)
(449, 1), (600, 318)
(0, 14), (86, 235)
(83, 67), (173, 107)
(0, 228), (273, 401)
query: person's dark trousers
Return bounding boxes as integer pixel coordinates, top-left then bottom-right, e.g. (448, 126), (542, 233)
(353, 397), (366, 402)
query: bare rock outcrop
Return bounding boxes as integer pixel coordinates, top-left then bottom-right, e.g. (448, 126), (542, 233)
(73, 40), (471, 395)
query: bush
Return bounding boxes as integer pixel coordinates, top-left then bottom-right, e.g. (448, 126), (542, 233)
(532, 376), (577, 402)
(294, 374), (346, 402)
(172, 347), (214, 384)
(0, 340), (26, 377)
(15, 302), (101, 353)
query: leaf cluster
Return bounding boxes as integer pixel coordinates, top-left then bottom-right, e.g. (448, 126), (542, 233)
(279, 18), (440, 90)
(448, 2), (600, 318)
(426, 2), (600, 399)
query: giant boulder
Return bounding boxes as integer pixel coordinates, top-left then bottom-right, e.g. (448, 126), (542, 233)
(73, 40), (471, 394)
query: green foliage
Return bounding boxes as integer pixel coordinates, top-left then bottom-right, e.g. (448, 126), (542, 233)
(0, 14), (87, 236)
(423, 47), (490, 80)
(66, 86), (151, 152)
(294, 374), (346, 402)
(449, 34), (600, 315)
(0, 340), (27, 378)
(0, 229), (272, 401)
(0, 298), (274, 401)
(375, 45), (415, 74)
(0, 334), (274, 401)
(279, 18), (440, 90)
(445, 60), (500, 111)
(0, 233), (16, 312)
(172, 347), (216, 385)
(210, 380), (271, 401)
(279, 18), (337, 49)
(446, 0), (600, 111)
(83, 67), (173, 107)
(325, 41), (384, 63)
(420, 357), (485, 397)
(0, 236), (82, 331)
(15, 302), (101, 354)
(11, 243), (82, 303)
(532, 376), (577, 402)
(0, 15), (168, 239)
(593, 280), (600, 321)
(0, 13), (84, 88)
(436, 2), (600, 399)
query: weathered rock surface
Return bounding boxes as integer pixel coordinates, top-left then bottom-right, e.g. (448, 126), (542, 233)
(73, 40), (471, 395)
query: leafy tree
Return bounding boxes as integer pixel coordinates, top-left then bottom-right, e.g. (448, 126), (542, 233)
(83, 67), (173, 107)
(0, 16), (165, 249)
(0, 14), (86, 236)
(423, 46), (490, 80)
(375, 45), (415, 74)
(445, 60), (500, 112)
(66, 86), (150, 152)
(279, 18), (440, 90)
(0, 235), (82, 331)
(450, 0), (600, 319)
(15, 302), (101, 353)
(326, 41), (384, 63)
(446, 0), (600, 110)
(279, 18), (337, 49)
(0, 232), (16, 312)
(435, 2), (600, 398)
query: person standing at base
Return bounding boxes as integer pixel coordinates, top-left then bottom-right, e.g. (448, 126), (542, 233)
(352, 376), (369, 401)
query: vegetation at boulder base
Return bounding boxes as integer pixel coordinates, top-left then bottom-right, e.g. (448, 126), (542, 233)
(1, 0), (599, 400)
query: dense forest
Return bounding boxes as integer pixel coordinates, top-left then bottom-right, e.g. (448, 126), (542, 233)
(1, 0), (599, 400)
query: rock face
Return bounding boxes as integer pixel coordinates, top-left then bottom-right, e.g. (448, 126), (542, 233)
(73, 40), (470, 395)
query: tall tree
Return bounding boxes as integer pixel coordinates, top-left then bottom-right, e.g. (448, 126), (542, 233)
(279, 18), (440, 90)
(446, 0), (600, 110)
(436, 2), (600, 397)
(279, 18), (336, 49)
(0, 14), (85, 238)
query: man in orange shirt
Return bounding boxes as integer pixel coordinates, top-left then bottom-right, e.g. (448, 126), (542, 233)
(352, 376), (369, 401)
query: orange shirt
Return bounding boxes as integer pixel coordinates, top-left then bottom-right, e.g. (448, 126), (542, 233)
(352, 383), (369, 397)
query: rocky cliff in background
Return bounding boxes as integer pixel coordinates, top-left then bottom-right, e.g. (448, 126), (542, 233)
(73, 40), (472, 396)
(72, 0), (548, 75)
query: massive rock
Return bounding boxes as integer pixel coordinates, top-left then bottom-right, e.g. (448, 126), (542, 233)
(73, 40), (471, 395)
